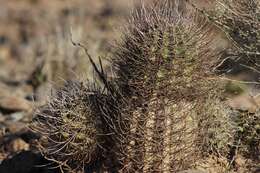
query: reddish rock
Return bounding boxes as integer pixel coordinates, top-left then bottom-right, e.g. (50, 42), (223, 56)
(0, 96), (32, 112)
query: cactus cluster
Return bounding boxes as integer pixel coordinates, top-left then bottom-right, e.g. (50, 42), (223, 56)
(30, 0), (259, 172)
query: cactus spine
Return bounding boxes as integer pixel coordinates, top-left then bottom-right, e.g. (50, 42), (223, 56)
(30, 0), (246, 172)
(31, 81), (106, 172)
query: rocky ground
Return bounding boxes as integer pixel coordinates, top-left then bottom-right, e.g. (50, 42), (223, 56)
(0, 0), (259, 173)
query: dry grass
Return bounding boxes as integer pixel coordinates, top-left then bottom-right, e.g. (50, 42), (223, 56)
(192, 0), (260, 74)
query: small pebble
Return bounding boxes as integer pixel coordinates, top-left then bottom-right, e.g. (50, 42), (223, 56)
(8, 138), (30, 153)
(10, 112), (24, 122)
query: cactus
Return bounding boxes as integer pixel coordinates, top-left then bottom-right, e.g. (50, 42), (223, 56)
(106, 1), (233, 172)
(112, 1), (217, 101)
(197, 96), (236, 157)
(31, 81), (106, 172)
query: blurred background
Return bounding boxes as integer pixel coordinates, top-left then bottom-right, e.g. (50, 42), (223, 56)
(0, 0), (140, 167)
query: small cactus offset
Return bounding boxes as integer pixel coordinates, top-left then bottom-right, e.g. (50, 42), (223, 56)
(108, 1), (229, 172)
(31, 81), (106, 172)
(197, 96), (236, 157)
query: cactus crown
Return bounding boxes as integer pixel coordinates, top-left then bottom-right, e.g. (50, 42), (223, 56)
(112, 0), (219, 103)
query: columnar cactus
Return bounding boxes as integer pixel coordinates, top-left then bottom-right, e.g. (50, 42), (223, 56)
(106, 1), (231, 172)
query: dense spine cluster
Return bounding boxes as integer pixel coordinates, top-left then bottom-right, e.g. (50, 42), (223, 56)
(31, 81), (105, 172)
(107, 1), (227, 172)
